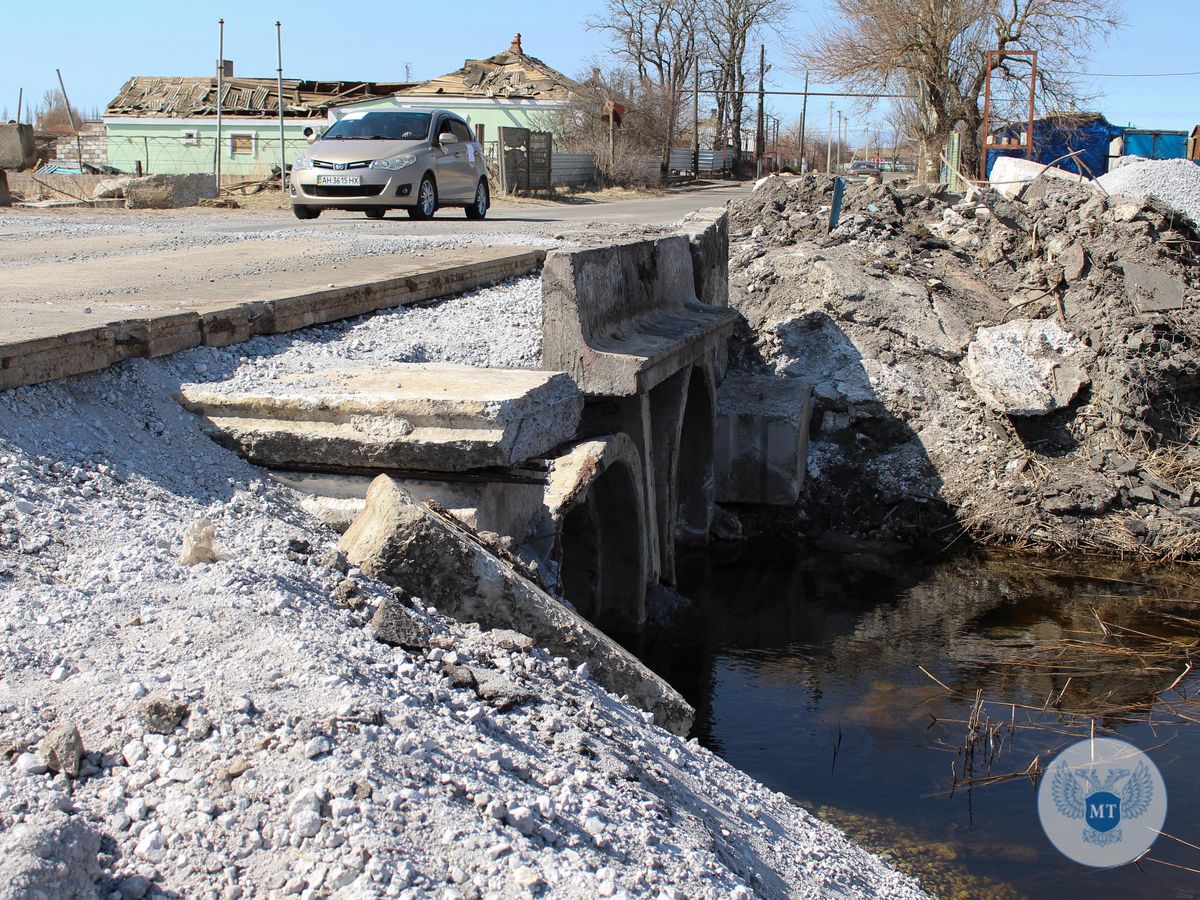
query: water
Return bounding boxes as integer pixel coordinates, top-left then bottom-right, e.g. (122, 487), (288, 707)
(631, 541), (1200, 899)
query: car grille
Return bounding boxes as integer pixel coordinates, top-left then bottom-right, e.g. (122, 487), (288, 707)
(313, 160), (371, 169)
(302, 184), (385, 198)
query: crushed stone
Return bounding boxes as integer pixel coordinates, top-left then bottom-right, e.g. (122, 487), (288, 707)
(0, 293), (927, 898)
(1097, 158), (1200, 227)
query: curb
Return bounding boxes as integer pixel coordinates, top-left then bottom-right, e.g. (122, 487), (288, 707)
(0, 249), (545, 391)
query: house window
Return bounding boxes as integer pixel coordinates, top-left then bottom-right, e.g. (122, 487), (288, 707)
(229, 132), (256, 157)
(180, 129), (200, 146)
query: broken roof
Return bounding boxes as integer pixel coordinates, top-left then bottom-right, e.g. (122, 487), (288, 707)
(395, 35), (577, 102)
(105, 77), (414, 119)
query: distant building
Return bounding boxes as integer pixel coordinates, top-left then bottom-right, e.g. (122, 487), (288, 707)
(331, 35), (578, 154)
(102, 76), (410, 177)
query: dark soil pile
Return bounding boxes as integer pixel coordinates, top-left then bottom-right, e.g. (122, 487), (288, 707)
(727, 173), (1200, 558)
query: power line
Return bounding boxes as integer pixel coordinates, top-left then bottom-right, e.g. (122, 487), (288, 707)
(1064, 69), (1200, 78)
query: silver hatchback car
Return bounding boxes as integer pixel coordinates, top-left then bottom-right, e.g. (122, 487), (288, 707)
(289, 108), (489, 221)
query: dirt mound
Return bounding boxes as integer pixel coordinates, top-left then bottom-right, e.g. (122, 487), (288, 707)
(728, 176), (1200, 558)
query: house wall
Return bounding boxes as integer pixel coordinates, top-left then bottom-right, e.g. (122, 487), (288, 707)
(103, 117), (314, 177)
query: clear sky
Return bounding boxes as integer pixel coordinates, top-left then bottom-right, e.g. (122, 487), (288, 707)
(2, 0), (1197, 139)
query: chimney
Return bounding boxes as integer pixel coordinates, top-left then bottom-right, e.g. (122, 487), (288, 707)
(510, 33), (523, 54)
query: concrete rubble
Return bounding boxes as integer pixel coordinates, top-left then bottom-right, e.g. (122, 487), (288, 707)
(729, 167), (1200, 556)
(122, 174), (218, 209)
(339, 475), (692, 735)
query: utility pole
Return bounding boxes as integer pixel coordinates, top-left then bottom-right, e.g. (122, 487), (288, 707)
(692, 56), (700, 181)
(844, 115), (850, 163)
(215, 19), (225, 184)
(798, 72), (809, 173)
(55, 69), (83, 172)
(826, 101), (833, 174)
(15, 88), (22, 124)
(755, 43), (765, 177)
(276, 22), (286, 195)
(836, 111), (843, 172)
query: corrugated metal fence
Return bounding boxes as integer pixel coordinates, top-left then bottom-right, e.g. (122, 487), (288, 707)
(551, 153), (598, 187)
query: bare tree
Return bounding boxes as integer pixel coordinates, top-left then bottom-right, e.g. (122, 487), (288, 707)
(702, 0), (791, 175)
(588, 0), (701, 176)
(793, 0), (1122, 182)
(34, 89), (82, 135)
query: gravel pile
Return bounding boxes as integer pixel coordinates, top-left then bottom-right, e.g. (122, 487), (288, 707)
(201, 276), (544, 396)
(0, 303), (926, 897)
(1097, 157), (1200, 226)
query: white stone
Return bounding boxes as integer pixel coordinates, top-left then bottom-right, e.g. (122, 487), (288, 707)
(304, 735), (333, 759)
(965, 319), (1095, 416)
(291, 809), (322, 838)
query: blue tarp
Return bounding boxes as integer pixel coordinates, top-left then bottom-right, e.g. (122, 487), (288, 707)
(986, 114), (1121, 179)
(1123, 131), (1188, 160)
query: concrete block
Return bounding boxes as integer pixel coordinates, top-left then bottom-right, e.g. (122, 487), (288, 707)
(112, 313), (202, 358)
(988, 156), (1088, 200)
(0, 328), (119, 391)
(0, 123), (35, 169)
(965, 318), (1095, 416)
(179, 363), (583, 472)
(715, 375), (813, 505)
(541, 235), (741, 396)
(124, 174), (218, 209)
(340, 476), (693, 735)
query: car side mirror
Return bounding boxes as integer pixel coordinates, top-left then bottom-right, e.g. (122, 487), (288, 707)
(439, 133), (459, 146)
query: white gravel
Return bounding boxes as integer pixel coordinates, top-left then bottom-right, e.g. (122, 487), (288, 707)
(0, 305), (927, 897)
(200, 276), (544, 397)
(1097, 157), (1200, 226)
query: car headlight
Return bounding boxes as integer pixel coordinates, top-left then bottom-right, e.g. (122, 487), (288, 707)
(370, 153), (417, 171)
(292, 155), (313, 171)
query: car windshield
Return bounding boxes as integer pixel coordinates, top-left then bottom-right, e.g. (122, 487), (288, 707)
(321, 112), (432, 141)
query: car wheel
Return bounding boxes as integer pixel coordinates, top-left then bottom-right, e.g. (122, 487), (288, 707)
(465, 179), (489, 220)
(407, 176), (437, 220)
(364, 209), (386, 219)
(292, 205), (320, 220)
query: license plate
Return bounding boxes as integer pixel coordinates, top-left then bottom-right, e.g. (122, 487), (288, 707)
(316, 174), (361, 186)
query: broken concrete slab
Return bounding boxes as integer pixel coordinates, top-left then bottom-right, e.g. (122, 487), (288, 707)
(340, 476), (692, 735)
(989, 156), (1090, 200)
(965, 318), (1095, 416)
(179, 363), (582, 473)
(715, 375), (813, 505)
(1121, 260), (1188, 313)
(124, 174), (218, 209)
(541, 235), (741, 396)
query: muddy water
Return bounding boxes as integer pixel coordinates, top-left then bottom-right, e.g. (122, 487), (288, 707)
(629, 543), (1200, 899)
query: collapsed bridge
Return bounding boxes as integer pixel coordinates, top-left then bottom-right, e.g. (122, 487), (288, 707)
(177, 210), (812, 732)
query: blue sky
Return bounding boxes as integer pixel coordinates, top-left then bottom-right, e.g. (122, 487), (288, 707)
(2, 0), (1197, 137)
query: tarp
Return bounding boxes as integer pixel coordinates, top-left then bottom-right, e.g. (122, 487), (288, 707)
(1123, 131), (1188, 160)
(986, 114), (1121, 179)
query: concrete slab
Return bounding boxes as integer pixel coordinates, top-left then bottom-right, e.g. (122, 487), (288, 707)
(1121, 260), (1189, 313)
(0, 246), (545, 389)
(179, 363), (582, 473)
(715, 375), (813, 505)
(540, 234), (741, 396)
(339, 475), (693, 735)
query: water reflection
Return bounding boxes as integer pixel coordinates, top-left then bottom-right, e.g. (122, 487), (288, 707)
(631, 542), (1200, 899)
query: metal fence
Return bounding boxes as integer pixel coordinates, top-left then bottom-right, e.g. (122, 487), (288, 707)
(551, 153), (599, 187)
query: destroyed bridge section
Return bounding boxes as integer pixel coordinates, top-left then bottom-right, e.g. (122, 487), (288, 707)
(179, 211), (813, 733)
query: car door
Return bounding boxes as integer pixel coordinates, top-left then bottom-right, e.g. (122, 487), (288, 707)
(432, 116), (471, 202)
(450, 119), (483, 192)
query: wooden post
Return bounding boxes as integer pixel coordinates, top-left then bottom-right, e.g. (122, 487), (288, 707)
(215, 19), (224, 184)
(608, 104), (615, 176)
(755, 43), (765, 177)
(276, 21), (286, 194)
(143, 136), (150, 173)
